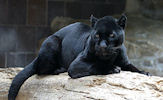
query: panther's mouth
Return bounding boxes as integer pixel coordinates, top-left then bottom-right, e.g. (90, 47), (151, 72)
(102, 52), (109, 56)
(95, 50), (116, 58)
(95, 46), (120, 60)
(94, 43), (121, 60)
(97, 53), (112, 60)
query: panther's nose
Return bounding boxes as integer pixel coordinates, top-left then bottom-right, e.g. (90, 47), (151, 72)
(100, 40), (107, 49)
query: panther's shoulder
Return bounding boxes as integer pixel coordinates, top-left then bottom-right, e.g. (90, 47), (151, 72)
(54, 22), (91, 39)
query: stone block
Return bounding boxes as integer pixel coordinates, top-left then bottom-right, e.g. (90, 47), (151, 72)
(0, 52), (5, 68)
(0, 26), (17, 52)
(15, 26), (36, 52)
(8, 0), (26, 25)
(27, 0), (46, 25)
(7, 53), (16, 67)
(48, 1), (65, 24)
(65, 2), (82, 19)
(15, 53), (26, 67)
(7, 52), (26, 67)
(25, 53), (36, 66)
(0, 0), (8, 24)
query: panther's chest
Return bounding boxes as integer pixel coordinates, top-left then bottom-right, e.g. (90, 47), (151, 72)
(95, 50), (118, 62)
(91, 60), (116, 75)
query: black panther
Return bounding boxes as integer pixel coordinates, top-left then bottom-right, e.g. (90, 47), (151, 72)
(8, 15), (149, 100)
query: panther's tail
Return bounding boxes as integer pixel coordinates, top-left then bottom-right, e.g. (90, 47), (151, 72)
(8, 58), (37, 100)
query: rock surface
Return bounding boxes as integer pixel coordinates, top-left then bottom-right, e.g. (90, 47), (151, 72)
(0, 68), (23, 100)
(1, 68), (163, 100)
(138, 0), (163, 20)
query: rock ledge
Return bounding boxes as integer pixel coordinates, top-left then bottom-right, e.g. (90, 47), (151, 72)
(0, 68), (163, 100)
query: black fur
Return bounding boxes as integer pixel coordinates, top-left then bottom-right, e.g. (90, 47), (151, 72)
(8, 15), (149, 100)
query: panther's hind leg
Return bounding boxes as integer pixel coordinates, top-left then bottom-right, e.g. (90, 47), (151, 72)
(36, 35), (63, 75)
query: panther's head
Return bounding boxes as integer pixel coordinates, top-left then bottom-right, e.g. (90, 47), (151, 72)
(89, 14), (127, 60)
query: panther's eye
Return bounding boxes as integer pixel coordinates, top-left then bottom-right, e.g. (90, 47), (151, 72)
(95, 34), (99, 38)
(109, 34), (114, 38)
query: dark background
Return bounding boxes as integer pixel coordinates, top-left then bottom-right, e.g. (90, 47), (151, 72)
(0, 0), (126, 67)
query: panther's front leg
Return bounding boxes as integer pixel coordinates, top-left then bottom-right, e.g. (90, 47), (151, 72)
(68, 52), (95, 78)
(115, 45), (150, 76)
(121, 64), (150, 75)
(68, 52), (122, 78)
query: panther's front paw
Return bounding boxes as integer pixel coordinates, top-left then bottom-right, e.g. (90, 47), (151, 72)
(108, 67), (121, 74)
(139, 71), (151, 76)
(114, 67), (121, 73)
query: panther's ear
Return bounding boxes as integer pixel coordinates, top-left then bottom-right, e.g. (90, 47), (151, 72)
(117, 14), (127, 29)
(90, 15), (98, 27)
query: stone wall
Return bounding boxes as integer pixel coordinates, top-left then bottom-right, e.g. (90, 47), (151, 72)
(0, 0), (51, 68)
(0, 0), (126, 68)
